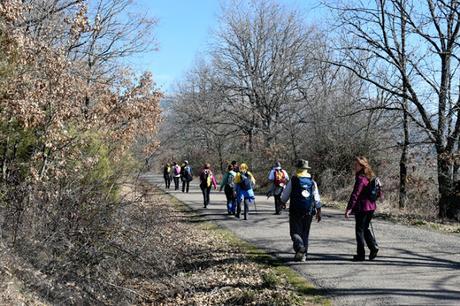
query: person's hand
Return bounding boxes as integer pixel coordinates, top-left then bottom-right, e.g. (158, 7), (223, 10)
(316, 208), (322, 222)
(345, 209), (351, 219)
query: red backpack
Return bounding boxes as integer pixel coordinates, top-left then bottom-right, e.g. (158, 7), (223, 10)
(274, 169), (287, 186)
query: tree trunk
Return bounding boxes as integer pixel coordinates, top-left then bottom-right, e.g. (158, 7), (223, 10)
(2, 136), (9, 180)
(399, 2), (409, 210)
(437, 153), (457, 219)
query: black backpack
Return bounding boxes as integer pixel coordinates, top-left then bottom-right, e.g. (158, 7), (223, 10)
(369, 177), (382, 202)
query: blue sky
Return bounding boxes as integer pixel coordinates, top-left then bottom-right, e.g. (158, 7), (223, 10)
(131, 0), (322, 94)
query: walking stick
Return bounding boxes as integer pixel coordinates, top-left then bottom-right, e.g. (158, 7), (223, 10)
(370, 221), (378, 246)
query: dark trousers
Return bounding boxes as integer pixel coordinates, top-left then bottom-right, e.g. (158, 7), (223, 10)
(274, 194), (283, 214)
(355, 211), (378, 258)
(289, 213), (313, 253)
(201, 185), (211, 207)
(182, 180), (190, 193)
(173, 177), (180, 190)
(164, 176), (171, 189)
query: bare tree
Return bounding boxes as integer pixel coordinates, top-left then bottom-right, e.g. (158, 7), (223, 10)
(212, 0), (314, 154)
(329, 0), (460, 219)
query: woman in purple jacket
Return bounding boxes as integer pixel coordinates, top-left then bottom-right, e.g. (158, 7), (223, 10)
(345, 156), (379, 261)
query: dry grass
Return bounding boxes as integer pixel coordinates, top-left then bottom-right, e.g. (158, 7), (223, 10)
(0, 180), (327, 305)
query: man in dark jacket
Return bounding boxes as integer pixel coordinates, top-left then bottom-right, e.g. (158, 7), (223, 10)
(281, 159), (321, 262)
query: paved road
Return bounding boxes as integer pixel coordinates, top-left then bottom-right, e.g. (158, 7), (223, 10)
(144, 174), (460, 306)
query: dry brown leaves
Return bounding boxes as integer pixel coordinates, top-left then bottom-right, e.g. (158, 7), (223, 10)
(120, 183), (312, 306)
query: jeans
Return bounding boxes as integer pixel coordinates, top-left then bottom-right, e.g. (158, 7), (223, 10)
(355, 211), (378, 258)
(201, 185), (211, 207)
(289, 213), (313, 254)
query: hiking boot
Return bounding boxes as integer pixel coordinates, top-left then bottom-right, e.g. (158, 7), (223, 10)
(294, 247), (306, 261)
(301, 254), (307, 262)
(352, 255), (365, 262)
(369, 248), (379, 260)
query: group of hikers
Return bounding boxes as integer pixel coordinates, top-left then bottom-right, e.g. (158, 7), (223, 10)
(162, 161), (193, 192)
(162, 156), (381, 262)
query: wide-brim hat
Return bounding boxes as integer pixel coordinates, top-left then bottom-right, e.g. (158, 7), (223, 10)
(295, 159), (311, 169)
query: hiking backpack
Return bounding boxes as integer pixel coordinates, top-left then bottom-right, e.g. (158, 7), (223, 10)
(173, 165), (181, 176)
(240, 172), (252, 191)
(369, 177), (382, 202)
(200, 170), (212, 188)
(274, 169), (287, 187)
(291, 176), (316, 215)
(225, 172), (235, 189)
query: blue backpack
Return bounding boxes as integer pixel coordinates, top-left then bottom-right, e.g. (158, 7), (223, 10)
(240, 172), (252, 191)
(291, 176), (316, 215)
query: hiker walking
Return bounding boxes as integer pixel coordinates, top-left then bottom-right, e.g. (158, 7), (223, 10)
(163, 163), (171, 189)
(172, 162), (181, 190)
(199, 164), (217, 208)
(345, 156), (380, 261)
(181, 160), (193, 193)
(234, 163), (256, 220)
(220, 164), (237, 215)
(281, 159), (321, 262)
(231, 160), (240, 173)
(267, 161), (289, 215)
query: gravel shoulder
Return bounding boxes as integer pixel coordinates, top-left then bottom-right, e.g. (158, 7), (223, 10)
(145, 174), (460, 306)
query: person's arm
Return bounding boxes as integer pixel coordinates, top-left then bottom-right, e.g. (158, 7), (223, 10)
(346, 176), (365, 217)
(212, 175), (218, 189)
(283, 170), (289, 181)
(313, 181), (322, 222)
(281, 180), (292, 203)
(220, 173), (228, 190)
(268, 169), (275, 181)
(248, 172), (256, 186)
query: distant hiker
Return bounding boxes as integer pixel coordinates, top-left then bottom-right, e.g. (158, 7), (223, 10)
(181, 160), (193, 193)
(281, 159), (321, 262)
(234, 163), (256, 220)
(199, 164), (217, 208)
(231, 160), (240, 173)
(163, 163), (171, 189)
(345, 156), (380, 262)
(172, 162), (181, 191)
(267, 161), (289, 214)
(220, 164), (237, 215)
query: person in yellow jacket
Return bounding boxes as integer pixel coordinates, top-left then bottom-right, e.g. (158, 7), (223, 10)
(163, 163), (171, 189)
(234, 163), (256, 220)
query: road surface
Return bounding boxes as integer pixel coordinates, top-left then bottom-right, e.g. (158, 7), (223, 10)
(144, 174), (460, 306)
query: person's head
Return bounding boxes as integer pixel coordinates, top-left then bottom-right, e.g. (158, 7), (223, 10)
(173, 162), (177, 166)
(184, 160), (189, 165)
(231, 160), (237, 166)
(204, 163), (210, 170)
(227, 164), (233, 171)
(354, 156), (375, 179)
(166, 162), (170, 167)
(273, 161), (281, 169)
(295, 159), (311, 171)
(239, 163), (249, 173)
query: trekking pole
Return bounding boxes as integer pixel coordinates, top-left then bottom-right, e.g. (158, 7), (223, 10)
(370, 221), (378, 246)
